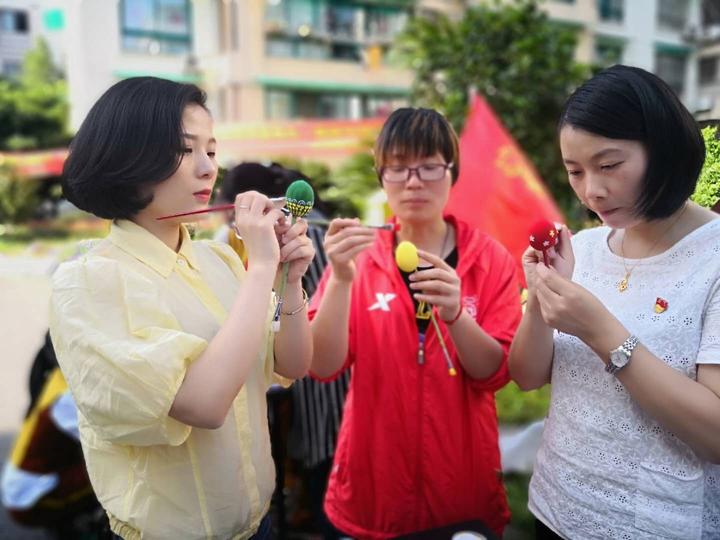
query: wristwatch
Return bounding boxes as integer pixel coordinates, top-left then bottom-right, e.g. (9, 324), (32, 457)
(606, 335), (639, 375)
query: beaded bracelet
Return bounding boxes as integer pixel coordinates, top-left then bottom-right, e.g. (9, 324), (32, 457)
(281, 288), (309, 316)
(441, 304), (464, 325)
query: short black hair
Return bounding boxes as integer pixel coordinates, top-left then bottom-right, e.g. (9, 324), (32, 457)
(218, 162), (328, 215)
(559, 64), (704, 219)
(374, 107), (460, 184)
(62, 77), (208, 219)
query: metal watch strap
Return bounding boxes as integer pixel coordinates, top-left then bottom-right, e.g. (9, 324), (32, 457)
(606, 335), (639, 375)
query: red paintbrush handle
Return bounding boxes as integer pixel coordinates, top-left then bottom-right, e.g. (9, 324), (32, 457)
(156, 196), (287, 221)
(156, 204), (235, 221)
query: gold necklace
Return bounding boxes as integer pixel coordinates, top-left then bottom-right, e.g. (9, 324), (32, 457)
(617, 204), (687, 292)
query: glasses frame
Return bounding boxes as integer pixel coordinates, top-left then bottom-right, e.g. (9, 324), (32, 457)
(376, 162), (454, 184)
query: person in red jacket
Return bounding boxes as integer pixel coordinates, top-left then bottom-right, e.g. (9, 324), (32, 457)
(309, 107), (522, 539)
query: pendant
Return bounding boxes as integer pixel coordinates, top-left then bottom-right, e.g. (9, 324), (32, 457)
(618, 274), (629, 292)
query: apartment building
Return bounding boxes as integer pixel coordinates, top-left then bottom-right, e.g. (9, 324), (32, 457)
(0, 0), (65, 78)
(696, 0), (720, 120)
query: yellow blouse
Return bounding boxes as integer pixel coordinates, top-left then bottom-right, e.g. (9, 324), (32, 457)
(49, 220), (280, 540)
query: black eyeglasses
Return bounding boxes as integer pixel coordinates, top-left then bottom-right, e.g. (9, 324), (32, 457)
(378, 163), (453, 183)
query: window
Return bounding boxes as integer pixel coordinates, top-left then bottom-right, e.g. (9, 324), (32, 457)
(365, 7), (407, 41)
(313, 94), (351, 118)
(699, 56), (719, 86)
(656, 51), (687, 95)
(265, 89), (399, 120)
(120, 0), (192, 55)
(595, 39), (624, 66)
(598, 0), (624, 23)
(364, 95), (396, 117)
(266, 36), (359, 61)
(330, 43), (360, 61)
(326, 5), (356, 40)
(265, 0), (318, 32)
(264, 0), (408, 62)
(657, 0), (688, 31)
(703, 0), (720, 26)
(266, 89), (293, 120)
(0, 9), (29, 33)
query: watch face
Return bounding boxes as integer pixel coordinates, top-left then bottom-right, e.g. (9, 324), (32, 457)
(610, 349), (630, 368)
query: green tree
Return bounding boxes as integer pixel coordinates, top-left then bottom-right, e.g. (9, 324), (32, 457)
(323, 146), (380, 218)
(395, 0), (589, 220)
(273, 148), (380, 218)
(0, 164), (40, 223)
(0, 37), (68, 150)
(692, 126), (720, 209)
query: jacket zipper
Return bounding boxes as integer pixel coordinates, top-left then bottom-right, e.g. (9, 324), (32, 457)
(415, 329), (426, 523)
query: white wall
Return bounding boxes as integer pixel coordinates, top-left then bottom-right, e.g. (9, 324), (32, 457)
(66, 0), (216, 130)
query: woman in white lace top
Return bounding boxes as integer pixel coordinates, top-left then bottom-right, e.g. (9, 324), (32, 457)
(509, 65), (720, 539)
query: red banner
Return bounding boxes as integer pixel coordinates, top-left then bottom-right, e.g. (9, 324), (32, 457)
(0, 149), (67, 179)
(446, 96), (563, 284)
(215, 117), (384, 161)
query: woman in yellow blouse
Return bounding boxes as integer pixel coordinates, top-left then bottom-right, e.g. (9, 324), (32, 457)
(49, 77), (314, 540)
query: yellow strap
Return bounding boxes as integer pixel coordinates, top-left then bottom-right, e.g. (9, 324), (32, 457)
(228, 230), (248, 266)
(9, 368), (68, 466)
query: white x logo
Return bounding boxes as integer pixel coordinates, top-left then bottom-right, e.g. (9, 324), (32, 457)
(368, 293), (396, 312)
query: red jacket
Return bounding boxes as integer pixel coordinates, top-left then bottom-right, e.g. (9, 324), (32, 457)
(309, 216), (522, 539)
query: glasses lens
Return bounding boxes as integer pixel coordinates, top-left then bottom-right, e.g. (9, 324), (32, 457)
(418, 165), (447, 181)
(382, 167), (409, 183)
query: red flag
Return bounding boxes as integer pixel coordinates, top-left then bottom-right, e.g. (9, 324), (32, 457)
(446, 95), (563, 285)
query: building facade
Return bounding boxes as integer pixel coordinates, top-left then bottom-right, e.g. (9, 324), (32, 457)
(0, 0), (65, 78)
(696, 0), (720, 120)
(534, 0), (701, 106)
(47, 1), (709, 144)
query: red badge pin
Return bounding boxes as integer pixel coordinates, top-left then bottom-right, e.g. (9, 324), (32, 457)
(654, 297), (668, 313)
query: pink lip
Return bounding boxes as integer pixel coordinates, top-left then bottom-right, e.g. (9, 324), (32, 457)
(193, 189), (212, 201)
(596, 208), (619, 219)
(403, 199), (428, 204)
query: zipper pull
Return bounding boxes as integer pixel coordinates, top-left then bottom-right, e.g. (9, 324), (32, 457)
(417, 332), (425, 365)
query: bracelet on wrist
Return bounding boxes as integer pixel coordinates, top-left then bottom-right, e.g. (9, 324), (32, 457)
(440, 304), (464, 325)
(281, 288), (309, 316)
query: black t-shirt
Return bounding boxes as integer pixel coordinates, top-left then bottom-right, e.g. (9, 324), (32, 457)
(400, 247), (459, 334)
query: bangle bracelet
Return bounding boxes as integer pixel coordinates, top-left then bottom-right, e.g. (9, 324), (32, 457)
(281, 288), (308, 316)
(441, 304), (463, 325)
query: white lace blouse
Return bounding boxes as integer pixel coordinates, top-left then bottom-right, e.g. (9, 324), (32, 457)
(529, 219), (720, 540)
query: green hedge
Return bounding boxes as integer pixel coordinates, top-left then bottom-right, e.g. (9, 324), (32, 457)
(496, 382), (550, 425)
(692, 126), (720, 209)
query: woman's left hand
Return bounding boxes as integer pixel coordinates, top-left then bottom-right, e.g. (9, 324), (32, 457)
(276, 218), (315, 284)
(411, 250), (462, 322)
(534, 262), (613, 342)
